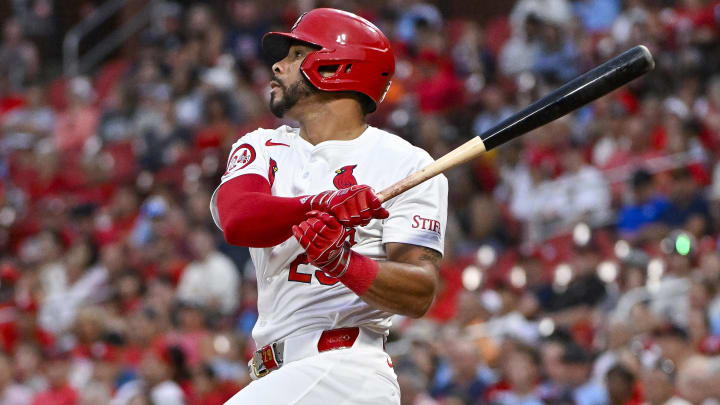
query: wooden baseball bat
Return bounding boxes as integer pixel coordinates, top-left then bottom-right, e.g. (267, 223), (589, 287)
(376, 45), (655, 203)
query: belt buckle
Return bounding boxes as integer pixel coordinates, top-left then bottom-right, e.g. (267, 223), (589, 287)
(251, 343), (282, 379)
(252, 358), (271, 378)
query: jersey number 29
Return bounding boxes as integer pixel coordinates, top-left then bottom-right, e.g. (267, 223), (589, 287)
(287, 229), (357, 285)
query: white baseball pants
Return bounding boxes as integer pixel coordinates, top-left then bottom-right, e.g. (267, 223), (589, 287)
(224, 338), (399, 404)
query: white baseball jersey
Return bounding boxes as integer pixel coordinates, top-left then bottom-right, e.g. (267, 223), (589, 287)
(210, 125), (448, 347)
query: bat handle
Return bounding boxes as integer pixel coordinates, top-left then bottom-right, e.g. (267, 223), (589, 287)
(376, 137), (487, 203)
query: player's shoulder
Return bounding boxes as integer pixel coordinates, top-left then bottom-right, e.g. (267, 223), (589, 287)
(368, 127), (447, 187)
(367, 126), (434, 165)
(230, 125), (298, 148)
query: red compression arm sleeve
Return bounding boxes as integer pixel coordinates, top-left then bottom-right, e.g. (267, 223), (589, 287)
(216, 174), (309, 247)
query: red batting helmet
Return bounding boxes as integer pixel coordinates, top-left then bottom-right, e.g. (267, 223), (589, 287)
(262, 8), (395, 113)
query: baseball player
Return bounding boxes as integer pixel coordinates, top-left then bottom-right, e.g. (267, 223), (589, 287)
(210, 8), (448, 404)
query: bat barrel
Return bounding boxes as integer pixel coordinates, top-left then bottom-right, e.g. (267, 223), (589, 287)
(376, 46), (654, 203)
(480, 45), (654, 151)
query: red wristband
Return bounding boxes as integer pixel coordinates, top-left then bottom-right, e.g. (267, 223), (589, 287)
(338, 252), (379, 296)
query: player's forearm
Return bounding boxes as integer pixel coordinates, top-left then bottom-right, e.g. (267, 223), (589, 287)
(335, 242), (440, 318)
(217, 174), (309, 247)
(359, 260), (437, 318)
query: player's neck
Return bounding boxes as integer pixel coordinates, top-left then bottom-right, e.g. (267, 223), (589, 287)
(295, 98), (367, 145)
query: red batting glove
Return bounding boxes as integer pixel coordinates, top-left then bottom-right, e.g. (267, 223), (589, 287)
(292, 211), (353, 278)
(292, 210), (381, 295)
(305, 185), (389, 227)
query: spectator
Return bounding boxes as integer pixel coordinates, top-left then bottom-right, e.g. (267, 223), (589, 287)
(662, 168), (712, 237)
(413, 51), (464, 114)
(187, 364), (238, 405)
(533, 22), (579, 84)
(397, 365), (438, 405)
(509, 0), (573, 32)
(29, 351), (78, 405)
(560, 343), (608, 405)
(652, 325), (696, 370)
(206, 333), (247, 385)
(473, 86), (515, 136)
(604, 364), (639, 405)
(675, 355), (720, 404)
(0, 351), (33, 405)
(573, 0), (621, 33)
(499, 13), (543, 77)
(176, 228), (240, 315)
(38, 240), (107, 334)
(98, 85), (137, 144)
(224, 0), (268, 64)
(430, 339), (493, 402)
(111, 347), (186, 405)
(642, 358), (690, 405)
(394, 2), (444, 46)
(53, 76), (99, 153)
(0, 18), (39, 91)
(34, 231), (66, 300)
(185, 4), (224, 67)
(508, 139), (565, 240)
(699, 75), (720, 141)
(193, 92), (237, 150)
(2, 83), (55, 150)
(558, 148), (612, 226)
(539, 334), (571, 403)
(485, 343), (543, 405)
(22, 0), (56, 43)
(617, 170), (669, 239)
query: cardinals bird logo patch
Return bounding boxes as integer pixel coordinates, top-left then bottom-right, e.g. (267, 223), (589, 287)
(268, 158), (278, 186)
(225, 144), (256, 175)
(333, 165), (358, 189)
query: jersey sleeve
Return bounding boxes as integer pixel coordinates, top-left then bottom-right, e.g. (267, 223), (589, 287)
(381, 152), (448, 256)
(220, 130), (271, 184)
(210, 130), (271, 229)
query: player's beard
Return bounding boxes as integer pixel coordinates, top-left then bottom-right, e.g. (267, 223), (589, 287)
(269, 74), (317, 118)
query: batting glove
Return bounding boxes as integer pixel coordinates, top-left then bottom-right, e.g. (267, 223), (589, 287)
(292, 211), (354, 278)
(306, 185), (389, 227)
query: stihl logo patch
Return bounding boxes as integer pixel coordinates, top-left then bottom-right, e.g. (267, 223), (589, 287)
(412, 215), (441, 233)
(225, 144), (256, 175)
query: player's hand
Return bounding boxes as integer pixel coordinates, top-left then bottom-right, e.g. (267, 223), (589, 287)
(292, 211), (353, 278)
(306, 185), (389, 227)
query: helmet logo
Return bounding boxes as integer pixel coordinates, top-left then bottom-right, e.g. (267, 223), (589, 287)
(291, 12), (308, 31)
(379, 80), (392, 104)
(336, 33), (347, 45)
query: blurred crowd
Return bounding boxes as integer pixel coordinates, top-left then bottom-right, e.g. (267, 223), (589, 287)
(1, 0), (720, 404)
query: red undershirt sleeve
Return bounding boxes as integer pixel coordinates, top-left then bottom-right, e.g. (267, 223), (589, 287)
(216, 174), (311, 247)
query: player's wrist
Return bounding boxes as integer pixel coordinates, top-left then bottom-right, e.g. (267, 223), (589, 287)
(317, 245), (351, 278)
(304, 190), (333, 212)
(324, 251), (378, 296)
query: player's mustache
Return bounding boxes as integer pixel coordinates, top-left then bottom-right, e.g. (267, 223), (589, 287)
(270, 76), (285, 90)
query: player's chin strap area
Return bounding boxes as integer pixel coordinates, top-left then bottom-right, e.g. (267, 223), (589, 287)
(248, 327), (385, 380)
